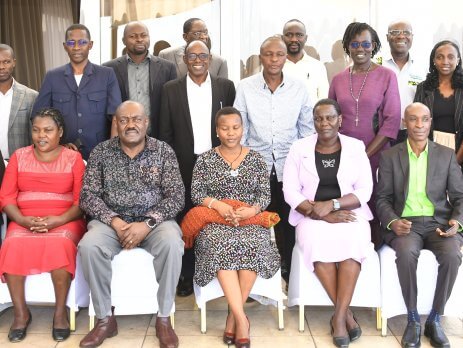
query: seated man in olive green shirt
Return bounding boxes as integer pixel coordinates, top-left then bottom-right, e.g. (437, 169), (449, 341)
(376, 102), (463, 348)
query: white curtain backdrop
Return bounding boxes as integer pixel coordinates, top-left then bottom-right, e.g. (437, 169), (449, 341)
(42, 0), (73, 71)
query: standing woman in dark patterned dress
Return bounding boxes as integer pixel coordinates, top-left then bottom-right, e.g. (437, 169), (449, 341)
(414, 40), (463, 162)
(190, 106), (280, 348)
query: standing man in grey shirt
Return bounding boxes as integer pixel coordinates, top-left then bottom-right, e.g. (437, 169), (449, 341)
(234, 35), (314, 283)
(159, 18), (228, 79)
(104, 21), (177, 138)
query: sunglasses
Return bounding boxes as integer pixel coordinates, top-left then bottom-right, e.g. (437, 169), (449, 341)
(388, 30), (412, 37)
(349, 41), (373, 49)
(65, 39), (89, 48)
(186, 53), (209, 62)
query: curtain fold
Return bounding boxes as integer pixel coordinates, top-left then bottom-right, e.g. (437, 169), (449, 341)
(0, 0), (46, 91)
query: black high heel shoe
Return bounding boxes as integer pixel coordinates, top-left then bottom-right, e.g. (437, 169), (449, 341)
(348, 314), (362, 342)
(8, 310), (32, 343)
(52, 321), (71, 342)
(330, 316), (350, 348)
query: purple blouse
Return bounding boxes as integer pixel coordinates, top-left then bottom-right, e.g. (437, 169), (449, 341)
(329, 65), (401, 174)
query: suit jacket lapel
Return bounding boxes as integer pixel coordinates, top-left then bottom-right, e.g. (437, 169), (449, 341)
(149, 57), (161, 94)
(398, 142), (410, 201)
(78, 62), (94, 91)
(117, 57), (129, 98)
(179, 76), (194, 139)
(8, 84), (25, 130)
(210, 76), (219, 146)
(454, 89), (463, 130)
(426, 141), (436, 193)
(63, 64), (78, 92)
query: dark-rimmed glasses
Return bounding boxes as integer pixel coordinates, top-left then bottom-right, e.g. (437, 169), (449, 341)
(388, 30), (412, 37)
(186, 53), (210, 62)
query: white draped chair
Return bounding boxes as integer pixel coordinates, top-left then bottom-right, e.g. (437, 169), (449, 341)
(378, 245), (463, 336)
(193, 228), (285, 333)
(288, 245), (382, 332)
(88, 248), (174, 330)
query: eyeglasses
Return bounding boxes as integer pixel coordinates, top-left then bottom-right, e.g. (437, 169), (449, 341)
(186, 53), (210, 62)
(188, 30), (208, 39)
(313, 115), (339, 123)
(388, 30), (413, 37)
(117, 116), (145, 126)
(284, 32), (306, 39)
(349, 41), (373, 49)
(65, 39), (89, 48)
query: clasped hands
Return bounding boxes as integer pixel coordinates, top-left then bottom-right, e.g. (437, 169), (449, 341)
(22, 215), (64, 233)
(214, 201), (258, 227)
(297, 200), (357, 223)
(111, 217), (151, 249)
(391, 218), (459, 238)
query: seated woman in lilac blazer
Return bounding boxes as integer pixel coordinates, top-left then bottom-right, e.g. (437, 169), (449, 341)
(283, 99), (374, 348)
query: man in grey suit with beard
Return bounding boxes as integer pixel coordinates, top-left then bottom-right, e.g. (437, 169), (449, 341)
(377, 102), (463, 348)
(0, 44), (38, 160)
(159, 18), (228, 79)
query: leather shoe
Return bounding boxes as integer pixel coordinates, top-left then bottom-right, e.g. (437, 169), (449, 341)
(348, 315), (362, 342)
(223, 313), (235, 345)
(176, 276), (193, 297)
(330, 316), (349, 348)
(79, 307), (118, 347)
(52, 320), (71, 342)
(8, 310), (32, 343)
(235, 316), (250, 348)
(401, 321), (421, 348)
(155, 316), (179, 348)
(424, 321), (450, 348)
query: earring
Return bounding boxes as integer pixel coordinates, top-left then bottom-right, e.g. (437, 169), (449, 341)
(216, 134), (219, 138)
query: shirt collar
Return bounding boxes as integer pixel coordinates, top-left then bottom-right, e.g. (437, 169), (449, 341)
(406, 139), (428, 157)
(187, 71), (211, 86)
(1, 78), (15, 96)
(126, 52), (151, 64)
(259, 71), (285, 91)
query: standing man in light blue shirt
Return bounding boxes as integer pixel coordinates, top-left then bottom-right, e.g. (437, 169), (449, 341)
(234, 35), (314, 282)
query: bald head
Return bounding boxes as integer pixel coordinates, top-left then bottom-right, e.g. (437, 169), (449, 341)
(123, 21), (149, 38)
(404, 102), (432, 142)
(387, 20), (412, 32)
(260, 35), (286, 55)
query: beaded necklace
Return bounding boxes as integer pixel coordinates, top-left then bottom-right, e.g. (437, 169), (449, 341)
(349, 62), (372, 127)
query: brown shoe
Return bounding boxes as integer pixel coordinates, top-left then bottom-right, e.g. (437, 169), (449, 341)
(80, 307), (118, 348)
(155, 316), (179, 348)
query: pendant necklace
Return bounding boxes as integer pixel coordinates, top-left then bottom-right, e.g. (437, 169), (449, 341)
(349, 62), (372, 127)
(217, 145), (242, 177)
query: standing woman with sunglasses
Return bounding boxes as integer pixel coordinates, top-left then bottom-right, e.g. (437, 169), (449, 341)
(329, 22), (401, 248)
(414, 40), (463, 162)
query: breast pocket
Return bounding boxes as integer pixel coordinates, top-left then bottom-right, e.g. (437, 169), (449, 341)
(52, 92), (72, 115)
(87, 91), (107, 113)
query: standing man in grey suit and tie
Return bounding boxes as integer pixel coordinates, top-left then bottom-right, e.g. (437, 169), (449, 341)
(0, 44), (38, 160)
(159, 18), (228, 79)
(377, 102), (463, 348)
(103, 21), (177, 139)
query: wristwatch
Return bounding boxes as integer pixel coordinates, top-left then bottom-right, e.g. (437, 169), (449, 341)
(145, 218), (156, 229)
(332, 199), (341, 211)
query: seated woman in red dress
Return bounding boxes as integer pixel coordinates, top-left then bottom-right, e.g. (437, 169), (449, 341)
(0, 107), (86, 343)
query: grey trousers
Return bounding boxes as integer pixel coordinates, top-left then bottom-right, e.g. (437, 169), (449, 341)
(78, 219), (184, 319)
(386, 217), (463, 314)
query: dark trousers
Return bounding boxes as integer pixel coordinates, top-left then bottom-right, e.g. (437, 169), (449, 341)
(267, 166), (294, 279)
(386, 217), (463, 314)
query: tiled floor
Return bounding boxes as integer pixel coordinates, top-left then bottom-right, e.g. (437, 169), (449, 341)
(0, 295), (461, 348)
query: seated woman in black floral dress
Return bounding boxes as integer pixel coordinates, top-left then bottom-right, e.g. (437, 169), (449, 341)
(191, 107), (280, 348)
